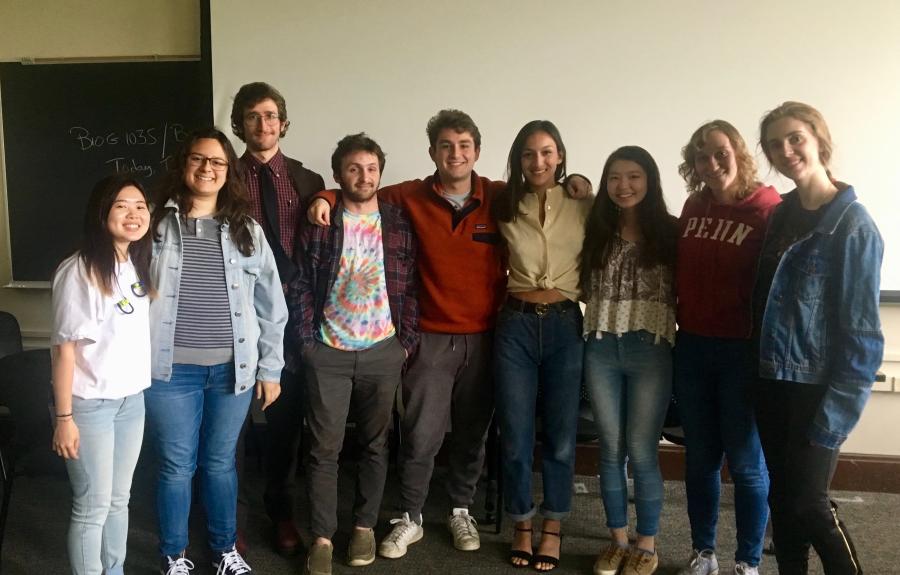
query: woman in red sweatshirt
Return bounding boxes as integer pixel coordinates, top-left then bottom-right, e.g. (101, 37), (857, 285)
(673, 120), (781, 575)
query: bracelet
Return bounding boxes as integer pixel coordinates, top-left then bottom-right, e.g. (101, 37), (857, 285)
(55, 413), (73, 418)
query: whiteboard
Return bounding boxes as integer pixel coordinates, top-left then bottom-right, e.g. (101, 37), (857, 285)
(211, 0), (900, 292)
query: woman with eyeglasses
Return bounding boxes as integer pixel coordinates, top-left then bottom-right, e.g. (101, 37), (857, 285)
(146, 127), (287, 575)
(51, 174), (154, 575)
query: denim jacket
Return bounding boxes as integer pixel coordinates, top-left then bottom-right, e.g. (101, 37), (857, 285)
(758, 186), (884, 448)
(150, 201), (288, 393)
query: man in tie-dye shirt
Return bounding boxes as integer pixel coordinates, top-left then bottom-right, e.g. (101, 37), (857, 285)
(286, 133), (418, 574)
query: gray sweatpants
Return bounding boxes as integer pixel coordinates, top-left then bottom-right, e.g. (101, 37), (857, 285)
(397, 331), (495, 519)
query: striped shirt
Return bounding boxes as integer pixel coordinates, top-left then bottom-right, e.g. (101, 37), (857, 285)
(173, 217), (233, 365)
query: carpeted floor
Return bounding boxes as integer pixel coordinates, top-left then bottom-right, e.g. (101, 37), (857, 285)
(3, 448), (897, 574)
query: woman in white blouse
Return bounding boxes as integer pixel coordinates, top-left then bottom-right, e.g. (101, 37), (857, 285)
(51, 174), (154, 575)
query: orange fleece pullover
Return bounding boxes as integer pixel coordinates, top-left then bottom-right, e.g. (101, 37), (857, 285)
(314, 171), (507, 333)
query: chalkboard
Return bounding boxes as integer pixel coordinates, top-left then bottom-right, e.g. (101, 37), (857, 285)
(1, 60), (212, 283)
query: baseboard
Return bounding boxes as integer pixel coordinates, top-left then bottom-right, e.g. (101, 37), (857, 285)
(571, 444), (900, 494)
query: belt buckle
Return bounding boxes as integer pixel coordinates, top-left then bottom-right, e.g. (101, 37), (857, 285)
(534, 303), (549, 317)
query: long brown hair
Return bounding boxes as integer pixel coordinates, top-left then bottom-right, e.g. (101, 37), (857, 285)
(759, 101), (835, 176)
(494, 120), (567, 222)
(151, 127), (255, 256)
(78, 174), (154, 297)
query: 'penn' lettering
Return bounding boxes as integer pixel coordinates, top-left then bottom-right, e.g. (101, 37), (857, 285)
(683, 218), (753, 246)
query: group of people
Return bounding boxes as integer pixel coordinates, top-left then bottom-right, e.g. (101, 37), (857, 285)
(48, 80), (883, 575)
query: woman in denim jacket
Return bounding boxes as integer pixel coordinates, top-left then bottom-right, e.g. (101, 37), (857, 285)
(146, 127), (287, 575)
(754, 102), (884, 575)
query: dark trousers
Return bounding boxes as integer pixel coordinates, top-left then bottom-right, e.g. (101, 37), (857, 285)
(303, 337), (405, 539)
(674, 333), (769, 565)
(754, 379), (862, 575)
(263, 368), (306, 522)
(397, 331), (495, 519)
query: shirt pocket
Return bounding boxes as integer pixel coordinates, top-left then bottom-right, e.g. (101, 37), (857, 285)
(788, 248), (829, 303)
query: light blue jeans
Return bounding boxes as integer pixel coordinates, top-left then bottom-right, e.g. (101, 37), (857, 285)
(145, 363), (251, 556)
(66, 393), (145, 575)
(584, 331), (671, 536)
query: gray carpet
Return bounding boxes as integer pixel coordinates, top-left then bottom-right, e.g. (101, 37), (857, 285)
(3, 452), (898, 574)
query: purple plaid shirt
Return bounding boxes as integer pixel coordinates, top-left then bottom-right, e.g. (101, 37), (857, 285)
(241, 150), (300, 259)
(286, 197), (419, 369)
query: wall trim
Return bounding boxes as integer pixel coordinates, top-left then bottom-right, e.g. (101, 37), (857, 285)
(572, 444), (900, 494)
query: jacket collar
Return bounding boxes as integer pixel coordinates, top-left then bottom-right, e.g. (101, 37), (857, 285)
(429, 170), (485, 204)
(794, 184), (857, 235)
(163, 198), (229, 228)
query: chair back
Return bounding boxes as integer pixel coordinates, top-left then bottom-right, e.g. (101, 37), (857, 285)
(0, 313), (23, 360)
(0, 349), (53, 458)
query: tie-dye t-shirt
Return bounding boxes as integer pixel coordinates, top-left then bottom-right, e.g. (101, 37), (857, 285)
(319, 210), (396, 350)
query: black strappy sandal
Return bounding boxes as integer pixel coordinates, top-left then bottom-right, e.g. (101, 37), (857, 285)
(532, 530), (562, 572)
(509, 526), (534, 568)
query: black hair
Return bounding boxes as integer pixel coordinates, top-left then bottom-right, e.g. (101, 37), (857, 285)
(579, 145), (676, 295)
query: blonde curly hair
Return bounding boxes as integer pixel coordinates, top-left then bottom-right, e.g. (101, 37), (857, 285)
(679, 120), (759, 199)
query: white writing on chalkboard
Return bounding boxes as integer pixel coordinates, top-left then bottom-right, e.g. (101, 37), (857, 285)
(67, 123), (188, 178)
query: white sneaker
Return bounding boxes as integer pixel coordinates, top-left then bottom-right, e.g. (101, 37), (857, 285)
(378, 512), (424, 559)
(212, 546), (252, 575)
(678, 549), (719, 575)
(160, 552), (195, 575)
(447, 508), (480, 551)
(733, 562), (758, 575)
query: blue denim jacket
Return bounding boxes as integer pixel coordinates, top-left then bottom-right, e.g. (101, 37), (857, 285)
(759, 186), (884, 448)
(150, 201), (288, 393)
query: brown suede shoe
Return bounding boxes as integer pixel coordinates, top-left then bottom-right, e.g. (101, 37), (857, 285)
(306, 541), (333, 575)
(275, 519), (301, 556)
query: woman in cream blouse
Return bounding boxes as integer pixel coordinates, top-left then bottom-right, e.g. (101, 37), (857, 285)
(493, 120), (592, 572)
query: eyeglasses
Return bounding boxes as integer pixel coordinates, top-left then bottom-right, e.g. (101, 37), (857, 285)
(244, 111), (281, 125)
(115, 282), (148, 315)
(187, 154), (228, 171)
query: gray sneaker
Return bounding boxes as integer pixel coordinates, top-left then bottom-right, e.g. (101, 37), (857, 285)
(678, 549), (719, 575)
(306, 541), (333, 575)
(378, 512), (424, 559)
(447, 508), (480, 551)
(347, 528), (376, 566)
(733, 562), (758, 575)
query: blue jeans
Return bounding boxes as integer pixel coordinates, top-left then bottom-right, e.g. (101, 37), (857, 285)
(673, 332), (769, 566)
(494, 303), (583, 521)
(145, 363), (252, 556)
(66, 393), (145, 575)
(584, 331), (671, 537)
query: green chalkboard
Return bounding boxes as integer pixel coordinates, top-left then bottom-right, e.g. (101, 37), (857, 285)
(1, 60), (212, 283)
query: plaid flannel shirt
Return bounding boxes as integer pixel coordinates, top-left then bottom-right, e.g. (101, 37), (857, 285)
(286, 197), (419, 369)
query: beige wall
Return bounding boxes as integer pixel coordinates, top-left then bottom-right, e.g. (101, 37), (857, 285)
(1, 1), (898, 454)
(0, 1), (198, 60)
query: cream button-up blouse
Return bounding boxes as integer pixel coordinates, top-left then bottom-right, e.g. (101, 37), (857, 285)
(498, 184), (593, 302)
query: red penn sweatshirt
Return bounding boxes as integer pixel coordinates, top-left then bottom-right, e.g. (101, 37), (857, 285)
(676, 185), (781, 339)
